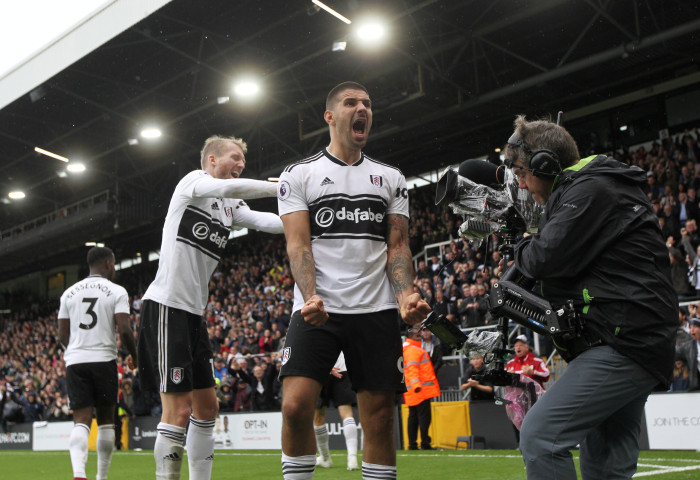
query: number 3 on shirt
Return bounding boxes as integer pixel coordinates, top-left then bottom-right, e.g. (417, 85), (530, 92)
(79, 297), (99, 330)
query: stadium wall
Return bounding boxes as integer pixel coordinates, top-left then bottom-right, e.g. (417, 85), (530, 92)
(2, 393), (698, 451)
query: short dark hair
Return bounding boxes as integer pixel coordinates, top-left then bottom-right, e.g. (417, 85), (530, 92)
(87, 246), (114, 267)
(325, 81), (369, 111)
(504, 114), (580, 169)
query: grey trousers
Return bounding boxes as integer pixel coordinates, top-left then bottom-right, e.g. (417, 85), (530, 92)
(519, 345), (658, 480)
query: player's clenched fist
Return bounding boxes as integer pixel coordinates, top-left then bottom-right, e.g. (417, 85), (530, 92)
(400, 292), (431, 326)
(301, 294), (329, 326)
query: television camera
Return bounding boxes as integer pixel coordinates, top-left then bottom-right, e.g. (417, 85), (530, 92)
(421, 158), (585, 416)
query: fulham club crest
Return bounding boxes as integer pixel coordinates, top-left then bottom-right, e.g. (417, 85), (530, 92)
(170, 367), (184, 385)
(281, 347), (291, 365)
(370, 175), (383, 188)
(224, 206), (233, 217)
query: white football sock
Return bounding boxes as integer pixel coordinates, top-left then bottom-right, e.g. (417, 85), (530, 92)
(69, 423), (90, 479)
(186, 415), (216, 480)
(155, 422), (185, 480)
(342, 418), (358, 457)
(96, 424), (115, 480)
(362, 461), (396, 480)
(281, 452), (315, 479)
(314, 424), (330, 460)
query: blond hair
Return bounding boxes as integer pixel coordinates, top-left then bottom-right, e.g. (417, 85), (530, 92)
(200, 135), (248, 169)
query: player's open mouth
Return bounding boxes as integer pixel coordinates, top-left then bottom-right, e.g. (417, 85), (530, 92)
(231, 171), (240, 178)
(353, 118), (366, 136)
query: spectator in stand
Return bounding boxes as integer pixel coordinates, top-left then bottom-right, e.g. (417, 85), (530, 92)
(229, 357), (279, 411)
(457, 284), (488, 328)
(420, 328), (443, 373)
(667, 236), (695, 298)
(416, 260), (432, 280)
(688, 188), (699, 211)
(460, 353), (494, 401)
(213, 357), (227, 383)
(684, 135), (700, 163)
(431, 288), (450, 321)
(677, 318), (700, 391)
(677, 307), (693, 349)
(258, 329), (274, 354)
(669, 354), (690, 392)
(430, 254), (443, 274)
(21, 391), (44, 422)
(658, 216), (673, 241)
(233, 379), (251, 412)
(47, 395), (72, 421)
(678, 192), (697, 228)
(680, 220), (700, 257)
(216, 381), (235, 413)
(661, 203), (681, 240)
(645, 172), (664, 201)
(506, 335), (550, 389)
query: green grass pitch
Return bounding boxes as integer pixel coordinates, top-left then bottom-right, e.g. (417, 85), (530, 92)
(2, 449), (699, 479)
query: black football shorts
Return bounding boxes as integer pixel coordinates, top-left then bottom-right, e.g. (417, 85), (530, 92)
(67, 360), (118, 410)
(138, 300), (215, 393)
(280, 309), (405, 393)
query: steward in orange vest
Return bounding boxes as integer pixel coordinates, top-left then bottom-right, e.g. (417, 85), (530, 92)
(403, 327), (440, 450)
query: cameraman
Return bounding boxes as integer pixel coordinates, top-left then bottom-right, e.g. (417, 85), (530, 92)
(504, 115), (677, 479)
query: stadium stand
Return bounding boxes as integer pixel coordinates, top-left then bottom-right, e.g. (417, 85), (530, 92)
(2, 127), (700, 430)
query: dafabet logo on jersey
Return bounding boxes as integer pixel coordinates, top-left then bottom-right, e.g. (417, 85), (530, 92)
(314, 206), (384, 228)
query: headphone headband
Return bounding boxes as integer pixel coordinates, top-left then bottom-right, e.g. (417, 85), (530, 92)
(506, 131), (561, 178)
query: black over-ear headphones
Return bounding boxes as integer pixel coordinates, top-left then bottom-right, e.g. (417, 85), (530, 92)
(507, 131), (561, 178)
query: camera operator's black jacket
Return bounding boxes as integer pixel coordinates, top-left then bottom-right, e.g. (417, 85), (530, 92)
(514, 154), (677, 387)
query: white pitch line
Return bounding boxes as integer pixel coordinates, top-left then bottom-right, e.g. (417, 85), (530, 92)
(634, 465), (700, 477)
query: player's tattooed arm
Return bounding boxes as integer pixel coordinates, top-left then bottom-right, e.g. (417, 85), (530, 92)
(281, 210), (317, 300)
(289, 248), (317, 300)
(385, 214), (413, 298)
(386, 213), (431, 325)
(282, 210), (328, 325)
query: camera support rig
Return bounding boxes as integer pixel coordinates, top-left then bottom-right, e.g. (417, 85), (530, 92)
(421, 224), (580, 392)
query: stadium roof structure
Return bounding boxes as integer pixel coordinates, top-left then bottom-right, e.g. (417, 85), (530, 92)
(1, 0), (700, 280)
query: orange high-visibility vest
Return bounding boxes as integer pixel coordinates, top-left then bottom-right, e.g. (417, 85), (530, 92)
(403, 338), (440, 407)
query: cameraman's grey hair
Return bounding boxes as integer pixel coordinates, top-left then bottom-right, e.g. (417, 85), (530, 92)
(507, 114), (580, 169)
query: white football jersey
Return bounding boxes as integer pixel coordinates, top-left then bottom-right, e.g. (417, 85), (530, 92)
(277, 148), (409, 314)
(58, 275), (130, 366)
(144, 170), (282, 315)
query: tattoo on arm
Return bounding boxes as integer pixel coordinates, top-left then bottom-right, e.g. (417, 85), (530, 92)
(288, 247), (317, 301)
(386, 214), (414, 297)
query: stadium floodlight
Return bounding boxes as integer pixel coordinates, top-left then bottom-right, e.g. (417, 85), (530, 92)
(619, 125), (628, 131)
(311, 0), (352, 24)
(217, 96), (230, 104)
(233, 80), (261, 100)
(127, 138), (139, 146)
(141, 128), (162, 139)
(85, 242), (97, 247)
(66, 162), (86, 173)
(355, 20), (387, 46)
(8, 191), (25, 199)
(35, 146), (69, 162)
(332, 41), (347, 52)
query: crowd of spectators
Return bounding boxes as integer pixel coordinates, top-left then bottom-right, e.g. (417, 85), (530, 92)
(3, 128), (700, 428)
